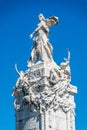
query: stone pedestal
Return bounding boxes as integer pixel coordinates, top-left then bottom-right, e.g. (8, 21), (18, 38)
(13, 62), (77, 130)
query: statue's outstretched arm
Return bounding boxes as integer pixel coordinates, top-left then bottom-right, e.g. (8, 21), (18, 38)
(15, 64), (20, 75)
(30, 24), (42, 39)
(64, 50), (70, 62)
(67, 50), (70, 61)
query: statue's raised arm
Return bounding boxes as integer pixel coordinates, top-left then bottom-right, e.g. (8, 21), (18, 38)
(30, 14), (58, 39)
(28, 14), (59, 67)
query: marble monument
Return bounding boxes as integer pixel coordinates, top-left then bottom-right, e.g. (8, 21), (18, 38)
(13, 14), (77, 130)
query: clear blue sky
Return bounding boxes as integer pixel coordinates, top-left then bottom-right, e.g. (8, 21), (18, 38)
(0, 0), (87, 130)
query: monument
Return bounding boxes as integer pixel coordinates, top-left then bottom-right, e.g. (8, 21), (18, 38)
(12, 14), (77, 130)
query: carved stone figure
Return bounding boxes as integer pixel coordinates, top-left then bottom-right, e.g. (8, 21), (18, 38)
(28, 14), (58, 66)
(59, 51), (71, 86)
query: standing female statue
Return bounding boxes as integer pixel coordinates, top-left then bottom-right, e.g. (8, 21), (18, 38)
(28, 14), (58, 66)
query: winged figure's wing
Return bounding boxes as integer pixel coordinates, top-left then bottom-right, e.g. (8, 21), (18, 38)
(46, 16), (59, 27)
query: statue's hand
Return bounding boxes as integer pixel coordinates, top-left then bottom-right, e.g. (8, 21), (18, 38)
(30, 34), (33, 39)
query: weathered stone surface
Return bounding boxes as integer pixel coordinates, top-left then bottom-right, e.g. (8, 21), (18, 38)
(13, 14), (77, 130)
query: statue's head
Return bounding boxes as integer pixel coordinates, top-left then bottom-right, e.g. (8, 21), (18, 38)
(38, 13), (45, 21)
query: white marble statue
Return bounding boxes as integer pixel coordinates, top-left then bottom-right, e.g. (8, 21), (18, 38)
(13, 14), (77, 130)
(28, 14), (58, 66)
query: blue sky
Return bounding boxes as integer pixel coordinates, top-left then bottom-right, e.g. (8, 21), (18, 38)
(0, 0), (87, 130)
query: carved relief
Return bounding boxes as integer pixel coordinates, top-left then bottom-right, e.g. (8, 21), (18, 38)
(13, 50), (77, 114)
